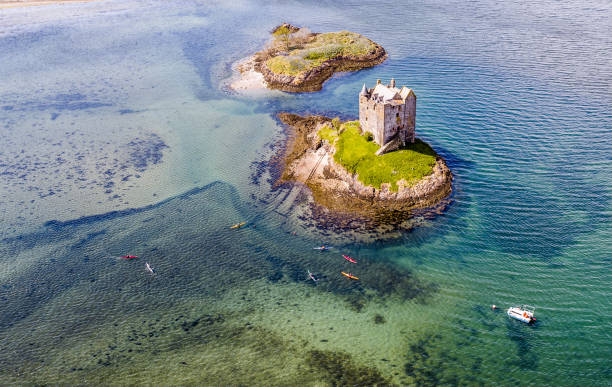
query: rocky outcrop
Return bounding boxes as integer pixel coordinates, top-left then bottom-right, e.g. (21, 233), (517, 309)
(278, 114), (453, 217)
(254, 44), (387, 92)
(271, 22), (300, 34)
(243, 24), (387, 93)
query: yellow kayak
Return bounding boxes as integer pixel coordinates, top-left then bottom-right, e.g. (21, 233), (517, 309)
(230, 222), (246, 229)
(341, 271), (359, 280)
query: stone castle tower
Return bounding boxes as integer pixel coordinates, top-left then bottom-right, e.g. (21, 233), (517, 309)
(358, 79), (416, 155)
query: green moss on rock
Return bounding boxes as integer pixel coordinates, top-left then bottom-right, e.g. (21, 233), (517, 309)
(317, 124), (339, 143)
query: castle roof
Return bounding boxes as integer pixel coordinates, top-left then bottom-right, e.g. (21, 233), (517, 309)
(360, 83), (368, 96)
(372, 83), (402, 102)
(399, 86), (415, 100)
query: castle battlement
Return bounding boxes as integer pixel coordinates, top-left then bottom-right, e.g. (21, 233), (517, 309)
(358, 79), (416, 154)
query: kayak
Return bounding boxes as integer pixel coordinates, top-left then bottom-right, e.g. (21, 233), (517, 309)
(341, 271), (359, 280)
(307, 270), (318, 283)
(230, 222), (246, 229)
(145, 262), (155, 274)
(342, 255), (357, 263)
(121, 255), (138, 260)
(313, 246), (330, 250)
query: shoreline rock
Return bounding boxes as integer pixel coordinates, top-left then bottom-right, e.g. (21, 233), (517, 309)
(230, 24), (387, 93)
(277, 113), (453, 219)
(254, 44), (387, 93)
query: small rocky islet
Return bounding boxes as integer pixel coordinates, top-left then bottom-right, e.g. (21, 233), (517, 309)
(277, 79), (453, 220)
(235, 23), (387, 92)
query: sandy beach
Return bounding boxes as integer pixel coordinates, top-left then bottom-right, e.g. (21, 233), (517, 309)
(228, 55), (268, 93)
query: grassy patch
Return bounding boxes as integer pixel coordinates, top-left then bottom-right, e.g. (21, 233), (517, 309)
(313, 31), (375, 57)
(266, 55), (308, 76)
(317, 124), (339, 143)
(333, 122), (437, 191)
(266, 31), (377, 76)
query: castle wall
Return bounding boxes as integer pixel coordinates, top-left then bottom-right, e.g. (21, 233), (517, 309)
(358, 95), (370, 136)
(403, 93), (416, 143)
(359, 95), (385, 145)
(358, 86), (417, 148)
(374, 103), (385, 144)
(383, 104), (401, 144)
(382, 95), (416, 146)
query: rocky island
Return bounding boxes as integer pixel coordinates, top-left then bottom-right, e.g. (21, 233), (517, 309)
(233, 23), (387, 92)
(278, 80), (452, 218)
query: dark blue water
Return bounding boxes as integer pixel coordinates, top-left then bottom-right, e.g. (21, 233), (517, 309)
(0, 0), (610, 385)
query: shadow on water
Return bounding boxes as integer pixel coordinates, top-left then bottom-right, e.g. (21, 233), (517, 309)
(505, 319), (539, 370)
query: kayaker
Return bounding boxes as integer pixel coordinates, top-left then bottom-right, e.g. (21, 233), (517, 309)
(308, 270), (318, 283)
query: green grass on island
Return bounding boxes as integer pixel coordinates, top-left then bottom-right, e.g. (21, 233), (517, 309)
(266, 31), (378, 76)
(318, 121), (437, 191)
(317, 123), (340, 143)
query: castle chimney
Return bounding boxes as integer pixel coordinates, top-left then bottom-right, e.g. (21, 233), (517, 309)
(390, 78), (396, 88)
(376, 79), (381, 85)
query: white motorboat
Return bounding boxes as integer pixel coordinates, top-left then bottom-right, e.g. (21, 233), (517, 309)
(507, 305), (535, 324)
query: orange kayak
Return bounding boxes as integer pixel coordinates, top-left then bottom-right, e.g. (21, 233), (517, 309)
(341, 271), (359, 280)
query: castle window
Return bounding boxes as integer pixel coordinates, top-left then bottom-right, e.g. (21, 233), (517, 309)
(396, 113), (399, 118)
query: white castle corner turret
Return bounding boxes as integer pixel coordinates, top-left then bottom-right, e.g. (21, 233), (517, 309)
(358, 79), (416, 155)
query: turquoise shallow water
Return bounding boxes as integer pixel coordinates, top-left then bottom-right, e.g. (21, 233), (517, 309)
(0, 0), (610, 385)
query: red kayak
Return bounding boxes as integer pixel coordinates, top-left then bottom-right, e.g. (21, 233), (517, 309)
(342, 255), (357, 263)
(121, 255), (138, 260)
